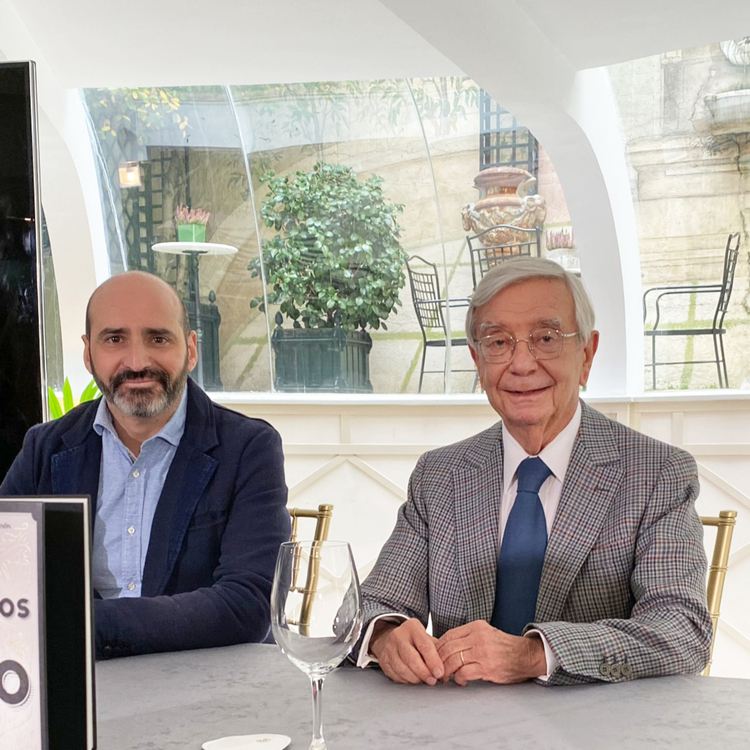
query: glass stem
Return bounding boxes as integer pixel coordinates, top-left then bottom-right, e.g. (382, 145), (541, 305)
(309, 674), (326, 750)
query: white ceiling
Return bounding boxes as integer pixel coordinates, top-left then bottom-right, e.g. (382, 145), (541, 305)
(4, 0), (750, 89)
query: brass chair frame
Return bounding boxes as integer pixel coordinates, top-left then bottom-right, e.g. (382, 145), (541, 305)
(288, 504), (334, 635)
(289, 503), (334, 545)
(700, 510), (737, 676)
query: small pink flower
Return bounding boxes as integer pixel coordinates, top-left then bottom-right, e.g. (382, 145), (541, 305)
(545, 228), (575, 250)
(175, 205), (210, 225)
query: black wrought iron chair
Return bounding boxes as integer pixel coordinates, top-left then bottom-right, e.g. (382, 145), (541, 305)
(405, 255), (474, 393)
(643, 232), (741, 389)
(466, 225), (540, 288)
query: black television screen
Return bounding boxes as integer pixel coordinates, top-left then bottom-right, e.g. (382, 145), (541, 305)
(0, 61), (43, 481)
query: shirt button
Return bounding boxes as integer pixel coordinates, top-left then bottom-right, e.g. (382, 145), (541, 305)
(127, 582), (135, 591)
(132, 470), (140, 478)
(128, 526), (135, 535)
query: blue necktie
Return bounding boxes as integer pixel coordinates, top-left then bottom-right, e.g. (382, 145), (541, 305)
(491, 457), (552, 635)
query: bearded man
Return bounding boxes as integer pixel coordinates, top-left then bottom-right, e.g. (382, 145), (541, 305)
(0, 271), (289, 659)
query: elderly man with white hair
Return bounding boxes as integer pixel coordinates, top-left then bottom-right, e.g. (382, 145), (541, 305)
(358, 257), (711, 686)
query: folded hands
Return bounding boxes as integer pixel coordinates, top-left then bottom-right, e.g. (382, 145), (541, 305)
(369, 618), (546, 686)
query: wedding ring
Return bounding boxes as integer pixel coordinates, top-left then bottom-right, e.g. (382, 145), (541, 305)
(460, 650), (466, 666)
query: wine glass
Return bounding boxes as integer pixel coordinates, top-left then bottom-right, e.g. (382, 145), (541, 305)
(271, 540), (362, 750)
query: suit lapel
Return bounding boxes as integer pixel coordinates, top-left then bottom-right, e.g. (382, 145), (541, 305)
(51, 441), (101, 500)
(454, 427), (503, 623)
(142, 444), (218, 596)
(142, 380), (219, 597)
(536, 403), (623, 623)
(51, 400), (102, 501)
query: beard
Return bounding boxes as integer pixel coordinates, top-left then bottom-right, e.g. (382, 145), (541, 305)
(92, 358), (189, 419)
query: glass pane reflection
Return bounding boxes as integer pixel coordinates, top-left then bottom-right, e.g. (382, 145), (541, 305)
(81, 78), (570, 395)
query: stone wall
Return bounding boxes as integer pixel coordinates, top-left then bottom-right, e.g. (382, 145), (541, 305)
(609, 43), (750, 390)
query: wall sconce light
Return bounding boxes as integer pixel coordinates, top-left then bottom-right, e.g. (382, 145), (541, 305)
(118, 161), (141, 188)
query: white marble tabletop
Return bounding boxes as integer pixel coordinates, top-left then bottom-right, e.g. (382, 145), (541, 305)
(96, 643), (750, 750)
(152, 241), (238, 256)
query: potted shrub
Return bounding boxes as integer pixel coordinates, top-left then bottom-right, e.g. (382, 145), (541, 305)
(249, 162), (407, 392)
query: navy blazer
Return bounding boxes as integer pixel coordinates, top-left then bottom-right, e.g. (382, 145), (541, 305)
(0, 379), (290, 659)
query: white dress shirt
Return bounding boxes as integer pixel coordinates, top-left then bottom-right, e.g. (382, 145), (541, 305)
(358, 403), (583, 680)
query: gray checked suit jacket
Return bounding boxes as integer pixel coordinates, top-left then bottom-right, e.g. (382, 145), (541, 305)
(361, 401), (712, 685)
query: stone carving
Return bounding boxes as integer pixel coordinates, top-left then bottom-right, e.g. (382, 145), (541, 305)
(461, 167), (546, 246)
(703, 39), (750, 138)
(720, 38), (750, 67)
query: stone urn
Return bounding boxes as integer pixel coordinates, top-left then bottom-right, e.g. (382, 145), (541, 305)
(704, 90), (750, 136)
(461, 166), (547, 246)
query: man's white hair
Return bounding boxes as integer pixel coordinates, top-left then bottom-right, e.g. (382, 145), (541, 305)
(465, 257), (596, 347)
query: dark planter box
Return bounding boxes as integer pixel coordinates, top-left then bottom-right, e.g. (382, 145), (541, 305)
(271, 324), (373, 393)
(185, 299), (223, 391)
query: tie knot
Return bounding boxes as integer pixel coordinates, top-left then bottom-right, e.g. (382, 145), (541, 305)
(517, 457), (552, 494)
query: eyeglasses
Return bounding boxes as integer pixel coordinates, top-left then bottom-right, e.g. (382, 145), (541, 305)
(477, 328), (579, 363)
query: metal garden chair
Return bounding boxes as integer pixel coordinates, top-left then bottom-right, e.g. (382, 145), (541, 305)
(405, 255), (474, 393)
(643, 232), (740, 389)
(466, 225), (540, 288)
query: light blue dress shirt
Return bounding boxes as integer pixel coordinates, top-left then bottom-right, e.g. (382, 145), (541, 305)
(92, 390), (188, 599)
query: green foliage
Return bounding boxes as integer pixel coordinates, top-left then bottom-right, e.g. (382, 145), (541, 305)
(405, 77), (480, 134)
(243, 77), (479, 141)
(249, 162), (407, 332)
(85, 87), (189, 142)
(245, 81), (365, 145)
(48, 379), (100, 420)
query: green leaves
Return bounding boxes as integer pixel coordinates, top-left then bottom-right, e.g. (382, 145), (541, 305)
(62, 378), (75, 413)
(48, 388), (63, 420)
(85, 87), (190, 142)
(79, 380), (100, 403)
(47, 378), (100, 420)
(249, 162), (407, 332)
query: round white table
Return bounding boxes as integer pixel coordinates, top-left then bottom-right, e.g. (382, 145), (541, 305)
(152, 242), (238, 388)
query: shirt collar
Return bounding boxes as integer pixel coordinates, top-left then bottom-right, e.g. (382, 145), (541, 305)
(501, 401), (582, 493)
(92, 386), (188, 449)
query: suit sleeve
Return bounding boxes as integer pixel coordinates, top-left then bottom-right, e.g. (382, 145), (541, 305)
(94, 424), (290, 659)
(359, 455), (432, 632)
(532, 448), (712, 685)
(0, 423), (42, 495)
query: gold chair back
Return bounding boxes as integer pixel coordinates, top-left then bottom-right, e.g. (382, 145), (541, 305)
(289, 503), (334, 544)
(700, 510), (737, 676)
(287, 504), (334, 635)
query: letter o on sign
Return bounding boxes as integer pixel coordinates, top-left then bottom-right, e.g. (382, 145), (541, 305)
(0, 660), (30, 706)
